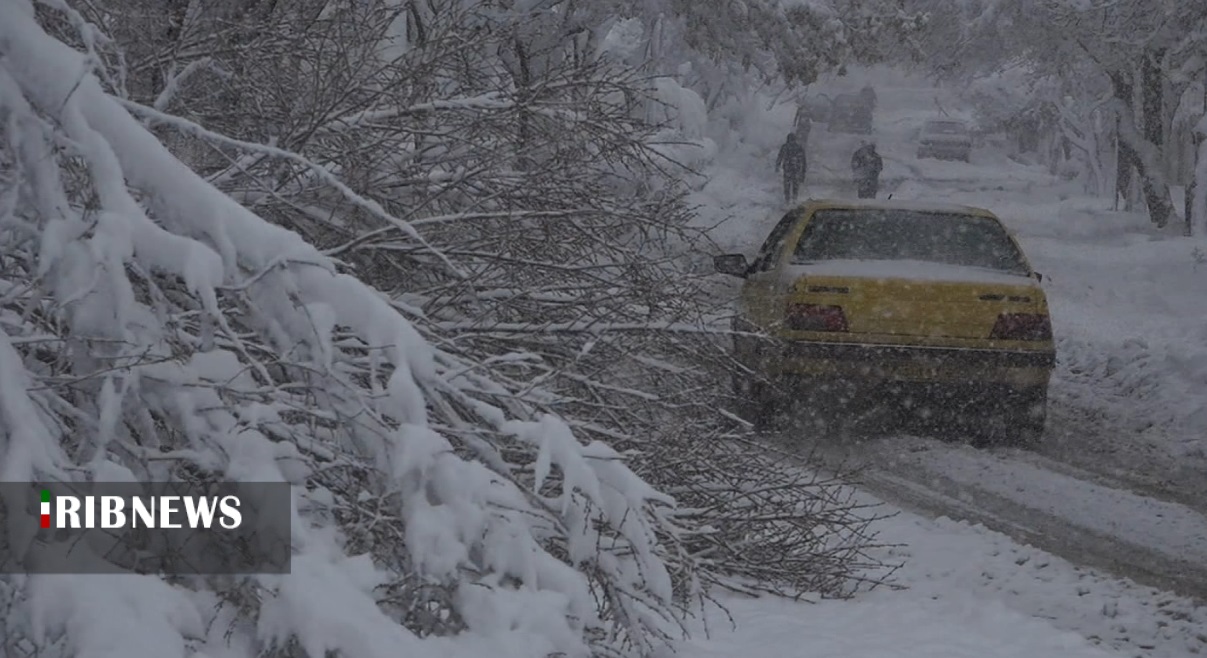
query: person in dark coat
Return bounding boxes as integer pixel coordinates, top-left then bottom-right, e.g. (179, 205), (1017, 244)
(775, 133), (807, 204)
(859, 85), (877, 113)
(850, 141), (883, 199)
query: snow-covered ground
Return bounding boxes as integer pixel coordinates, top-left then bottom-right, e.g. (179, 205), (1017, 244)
(887, 441), (1207, 563)
(684, 65), (1207, 656)
(669, 506), (1207, 658)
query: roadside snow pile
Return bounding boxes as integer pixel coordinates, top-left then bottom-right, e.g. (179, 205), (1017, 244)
(668, 498), (1207, 658)
(888, 513), (1207, 658)
(682, 91), (794, 254)
(667, 590), (1114, 658)
(1040, 230), (1207, 460)
(649, 76), (718, 173)
(0, 5), (687, 658)
(600, 19), (717, 175)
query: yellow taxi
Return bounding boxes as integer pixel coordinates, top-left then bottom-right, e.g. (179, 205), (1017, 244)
(714, 199), (1055, 445)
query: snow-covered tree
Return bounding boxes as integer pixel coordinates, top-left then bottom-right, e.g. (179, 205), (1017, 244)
(0, 1), (701, 655)
(912, 0), (1207, 231)
(1, 1), (892, 656)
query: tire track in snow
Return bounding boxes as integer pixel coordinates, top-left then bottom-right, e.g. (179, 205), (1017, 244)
(775, 429), (1207, 604)
(1039, 397), (1207, 518)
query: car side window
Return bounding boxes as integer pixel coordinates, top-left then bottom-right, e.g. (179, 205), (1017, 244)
(750, 211), (801, 272)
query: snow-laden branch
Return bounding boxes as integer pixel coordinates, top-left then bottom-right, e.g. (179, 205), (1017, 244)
(115, 97), (466, 279)
(324, 209), (601, 257)
(0, 4), (695, 657)
(152, 56), (227, 111)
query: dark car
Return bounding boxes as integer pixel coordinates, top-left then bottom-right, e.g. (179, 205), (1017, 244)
(799, 94), (832, 124)
(827, 93), (873, 134)
(917, 119), (973, 162)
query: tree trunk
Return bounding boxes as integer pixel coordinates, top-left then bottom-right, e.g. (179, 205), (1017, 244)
(512, 37), (533, 170)
(1114, 116), (1126, 209)
(1139, 49), (1171, 227)
(1186, 175), (1195, 235)
(1110, 67), (1173, 225)
(1119, 141), (1141, 210)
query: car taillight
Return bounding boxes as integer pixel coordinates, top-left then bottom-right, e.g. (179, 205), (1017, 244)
(990, 313), (1052, 341)
(786, 303), (849, 332)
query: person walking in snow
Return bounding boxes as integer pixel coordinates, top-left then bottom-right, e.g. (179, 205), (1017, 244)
(850, 141), (883, 199)
(859, 85), (877, 114)
(775, 132), (808, 205)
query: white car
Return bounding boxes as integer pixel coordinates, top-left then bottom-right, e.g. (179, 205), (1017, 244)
(917, 119), (973, 162)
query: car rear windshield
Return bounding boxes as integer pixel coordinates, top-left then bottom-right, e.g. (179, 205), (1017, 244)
(791, 209), (1031, 275)
(924, 121), (968, 134)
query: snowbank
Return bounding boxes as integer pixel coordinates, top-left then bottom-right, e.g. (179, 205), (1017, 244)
(669, 590), (1114, 658)
(668, 484), (1207, 658)
(671, 589), (1110, 656)
(885, 512), (1207, 658)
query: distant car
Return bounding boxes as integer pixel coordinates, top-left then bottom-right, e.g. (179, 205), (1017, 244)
(798, 94), (832, 124)
(827, 93), (873, 134)
(713, 199), (1054, 445)
(917, 119), (973, 161)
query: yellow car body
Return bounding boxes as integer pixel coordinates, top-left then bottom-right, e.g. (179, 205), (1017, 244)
(716, 199), (1055, 441)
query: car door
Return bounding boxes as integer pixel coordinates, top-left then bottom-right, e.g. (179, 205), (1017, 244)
(739, 209), (804, 339)
(732, 212), (798, 369)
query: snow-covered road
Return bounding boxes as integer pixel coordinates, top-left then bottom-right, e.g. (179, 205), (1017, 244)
(694, 68), (1207, 610)
(667, 495), (1207, 658)
(800, 433), (1207, 601)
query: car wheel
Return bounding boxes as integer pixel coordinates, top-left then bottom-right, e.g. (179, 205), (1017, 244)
(988, 388), (1047, 448)
(794, 378), (851, 438)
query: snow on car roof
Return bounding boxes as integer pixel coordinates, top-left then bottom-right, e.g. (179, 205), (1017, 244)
(801, 199), (996, 216)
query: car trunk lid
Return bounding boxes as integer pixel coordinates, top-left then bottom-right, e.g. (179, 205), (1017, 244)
(783, 260), (1042, 340)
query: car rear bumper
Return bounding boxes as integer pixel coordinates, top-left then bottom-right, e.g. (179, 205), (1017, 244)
(777, 375), (1047, 424)
(769, 340), (1054, 387)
